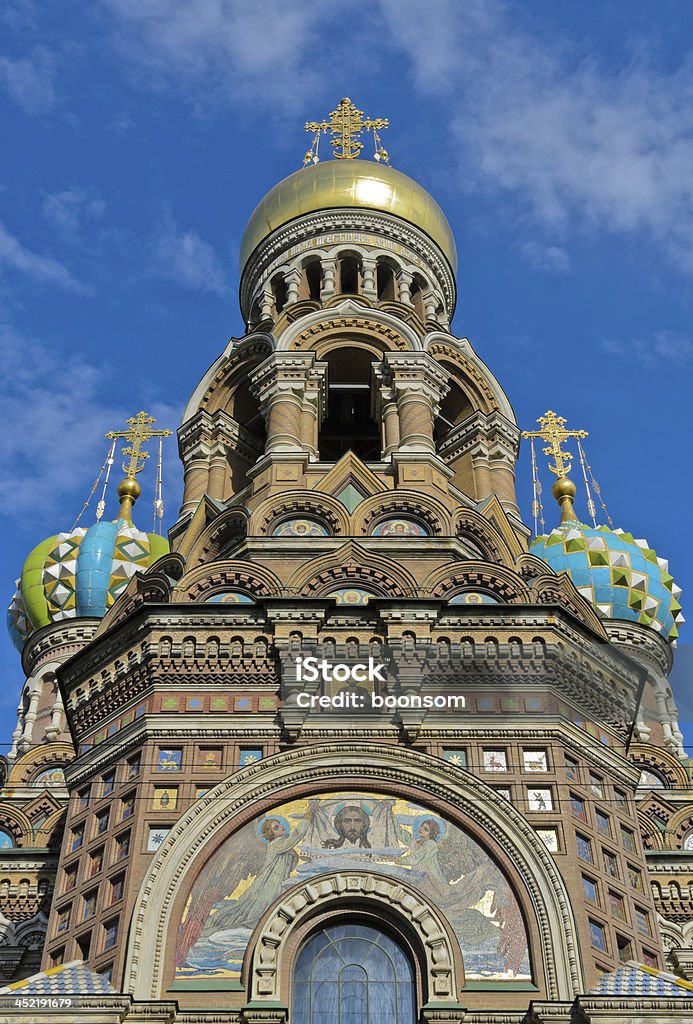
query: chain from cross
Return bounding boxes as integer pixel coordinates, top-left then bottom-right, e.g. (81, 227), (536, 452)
(106, 411), (172, 479)
(521, 410), (588, 479)
(305, 97), (389, 160)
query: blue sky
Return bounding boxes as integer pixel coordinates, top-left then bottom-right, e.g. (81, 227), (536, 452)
(1, 1), (692, 749)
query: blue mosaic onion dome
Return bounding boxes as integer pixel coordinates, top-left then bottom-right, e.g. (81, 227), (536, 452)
(530, 516), (683, 641)
(7, 517), (169, 653)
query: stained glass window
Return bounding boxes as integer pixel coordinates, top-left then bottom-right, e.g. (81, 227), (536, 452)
(292, 923), (416, 1024)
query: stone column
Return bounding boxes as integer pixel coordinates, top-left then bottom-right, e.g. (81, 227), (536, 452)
(301, 362), (327, 460)
(18, 682), (41, 753)
(361, 257), (377, 300)
(382, 353), (449, 454)
(260, 288), (273, 321)
(320, 257), (337, 301)
(251, 353), (323, 456)
(396, 268), (413, 305)
(179, 447), (210, 517)
(207, 443), (229, 501)
(284, 267), (303, 306)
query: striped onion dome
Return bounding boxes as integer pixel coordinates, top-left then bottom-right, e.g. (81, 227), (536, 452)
(7, 518), (168, 652)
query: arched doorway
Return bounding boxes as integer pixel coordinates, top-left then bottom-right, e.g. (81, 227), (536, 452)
(292, 922), (416, 1024)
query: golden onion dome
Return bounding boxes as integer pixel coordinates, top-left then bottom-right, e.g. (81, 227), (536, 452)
(240, 160), (457, 272)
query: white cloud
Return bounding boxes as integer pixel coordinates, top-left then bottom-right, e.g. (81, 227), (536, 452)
(42, 187), (106, 234)
(151, 220), (227, 296)
(0, 320), (182, 522)
(378, 0), (693, 276)
(520, 241), (570, 273)
(0, 46), (56, 114)
(0, 222), (85, 291)
(600, 329), (693, 365)
(104, 0), (324, 110)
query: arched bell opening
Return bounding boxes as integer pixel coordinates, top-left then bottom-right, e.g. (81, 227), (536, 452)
(434, 377), (474, 447)
(338, 254), (361, 296)
(409, 273), (427, 320)
(319, 346), (380, 461)
(376, 258), (398, 302)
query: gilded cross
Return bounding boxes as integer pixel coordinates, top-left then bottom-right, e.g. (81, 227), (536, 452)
(305, 97), (389, 161)
(106, 411), (172, 479)
(521, 410), (588, 479)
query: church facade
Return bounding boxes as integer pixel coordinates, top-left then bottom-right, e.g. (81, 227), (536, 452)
(1, 102), (692, 1022)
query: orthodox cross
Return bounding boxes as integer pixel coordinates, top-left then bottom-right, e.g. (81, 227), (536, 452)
(106, 411), (172, 479)
(522, 410), (588, 480)
(304, 97), (389, 163)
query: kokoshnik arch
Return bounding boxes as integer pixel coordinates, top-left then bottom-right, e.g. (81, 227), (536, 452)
(1, 99), (692, 1022)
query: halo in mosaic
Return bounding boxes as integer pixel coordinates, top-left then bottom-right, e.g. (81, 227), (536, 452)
(327, 587), (373, 605)
(205, 591), (255, 604)
(7, 519), (169, 652)
(272, 518), (329, 537)
(530, 521), (683, 641)
(449, 591), (499, 605)
(372, 518), (429, 537)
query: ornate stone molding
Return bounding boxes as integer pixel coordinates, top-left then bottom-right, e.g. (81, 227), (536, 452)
(250, 870), (460, 1003)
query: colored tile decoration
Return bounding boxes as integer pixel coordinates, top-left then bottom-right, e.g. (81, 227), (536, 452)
(186, 697), (203, 711)
(336, 483), (365, 512)
(478, 698), (494, 711)
(206, 591), (255, 604)
(147, 827), (170, 852)
(210, 697), (228, 711)
(239, 748), (263, 767)
(7, 519), (169, 652)
(372, 518), (429, 537)
(32, 767), (66, 787)
(582, 876), (598, 902)
(272, 518), (329, 537)
(530, 522), (683, 640)
(527, 788), (552, 811)
(327, 587), (373, 605)
(448, 591), (499, 605)
(442, 749), (467, 768)
(152, 788), (177, 811)
(0, 960), (115, 994)
(523, 750), (548, 772)
(493, 788), (512, 802)
(157, 749), (182, 771)
(0, 830), (13, 849)
(258, 697), (276, 711)
(234, 697), (252, 711)
(482, 750), (507, 772)
(590, 963), (693, 997)
(589, 920), (606, 951)
(536, 828), (559, 852)
(162, 697), (180, 711)
(525, 698), (543, 711)
(576, 835), (592, 862)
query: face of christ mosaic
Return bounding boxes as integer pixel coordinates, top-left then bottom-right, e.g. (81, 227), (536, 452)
(175, 791), (531, 983)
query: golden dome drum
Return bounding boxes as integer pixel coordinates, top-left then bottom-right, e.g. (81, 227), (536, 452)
(240, 160), (457, 272)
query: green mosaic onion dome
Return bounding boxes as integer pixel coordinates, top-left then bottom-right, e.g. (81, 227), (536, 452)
(7, 518), (169, 652)
(530, 520), (683, 641)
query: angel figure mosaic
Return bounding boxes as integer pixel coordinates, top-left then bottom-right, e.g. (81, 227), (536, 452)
(175, 792), (531, 984)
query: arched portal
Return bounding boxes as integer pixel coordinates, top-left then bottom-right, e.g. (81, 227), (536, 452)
(292, 922), (416, 1024)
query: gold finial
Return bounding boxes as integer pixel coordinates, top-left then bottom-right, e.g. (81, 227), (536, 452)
(522, 411), (588, 524)
(304, 97), (390, 164)
(106, 412), (172, 522)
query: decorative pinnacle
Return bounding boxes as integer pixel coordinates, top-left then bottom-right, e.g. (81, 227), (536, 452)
(304, 97), (389, 164)
(522, 410), (588, 523)
(106, 412), (172, 522)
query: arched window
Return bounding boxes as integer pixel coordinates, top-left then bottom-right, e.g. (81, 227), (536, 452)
(305, 260), (322, 301)
(409, 274), (427, 319)
(293, 922), (416, 1024)
(271, 274), (288, 313)
(339, 256), (360, 295)
(376, 261), (396, 301)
